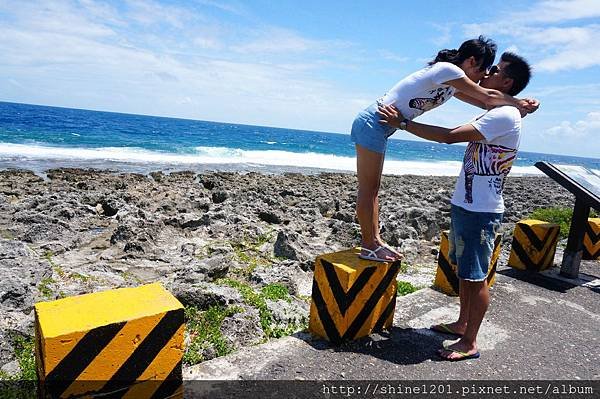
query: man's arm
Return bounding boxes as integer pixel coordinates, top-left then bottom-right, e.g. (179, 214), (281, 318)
(377, 104), (485, 144)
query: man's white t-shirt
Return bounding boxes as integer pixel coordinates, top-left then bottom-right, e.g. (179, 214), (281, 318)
(380, 62), (466, 121)
(451, 106), (522, 213)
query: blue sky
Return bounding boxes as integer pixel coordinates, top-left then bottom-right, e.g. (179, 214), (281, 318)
(0, 0), (599, 158)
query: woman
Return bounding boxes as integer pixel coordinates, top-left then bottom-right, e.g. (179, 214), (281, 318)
(351, 36), (537, 262)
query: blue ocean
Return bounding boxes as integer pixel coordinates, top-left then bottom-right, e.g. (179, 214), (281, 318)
(1, 101), (599, 176)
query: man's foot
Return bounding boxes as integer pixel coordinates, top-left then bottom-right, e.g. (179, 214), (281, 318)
(438, 341), (479, 361)
(430, 322), (465, 337)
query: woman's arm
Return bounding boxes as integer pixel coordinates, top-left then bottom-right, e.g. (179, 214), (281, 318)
(454, 91), (487, 109)
(447, 76), (534, 111)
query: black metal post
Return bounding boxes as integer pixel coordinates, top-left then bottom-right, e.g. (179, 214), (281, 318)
(560, 198), (590, 278)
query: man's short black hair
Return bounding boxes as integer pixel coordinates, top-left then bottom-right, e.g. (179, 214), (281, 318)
(500, 52), (532, 96)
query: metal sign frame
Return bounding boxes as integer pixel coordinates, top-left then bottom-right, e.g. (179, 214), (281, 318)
(534, 161), (600, 278)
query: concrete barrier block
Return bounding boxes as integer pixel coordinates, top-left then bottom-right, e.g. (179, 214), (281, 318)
(309, 248), (401, 344)
(583, 217), (600, 260)
(34, 282), (184, 398)
(508, 219), (560, 271)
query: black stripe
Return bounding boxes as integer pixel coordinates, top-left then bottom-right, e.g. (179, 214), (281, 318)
(583, 244), (600, 260)
(44, 322), (126, 397)
(311, 278), (342, 344)
(99, 309), (184, 394)
(519, 223), (558, 251)
(149, 360), (182, 399)
(321, 259), (377, 315)
(486, 262), (497, 284)
(540, 228), (560, 267)
(486, 235), (501, 284)
(511, 237), (542, 271)
(320, 259), (348, 314)
(343, 261), (401, 341)
(586, 222), (600, 242)
(373, 293), (396, 333)
(438, 254), (460, 294)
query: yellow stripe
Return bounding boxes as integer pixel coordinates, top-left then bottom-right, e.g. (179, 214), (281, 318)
(42, 330), (87, 376)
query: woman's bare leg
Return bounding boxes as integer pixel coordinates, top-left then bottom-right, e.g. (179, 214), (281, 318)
(355, 144), (395, 260)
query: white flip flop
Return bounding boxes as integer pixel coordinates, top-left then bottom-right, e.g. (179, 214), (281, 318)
(358, 246), (393, 262)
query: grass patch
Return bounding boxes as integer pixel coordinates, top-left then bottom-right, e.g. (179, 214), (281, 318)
(38, 277), (56, 299)
(396, 280), (420, 296)
(183, 305), (242, 365)
(0, 335), (37, 381)
(217, 278), (305, 339)
(13, 336), (36, 380)
(261, 283), (290, 302)
(530, 207), (598, 240)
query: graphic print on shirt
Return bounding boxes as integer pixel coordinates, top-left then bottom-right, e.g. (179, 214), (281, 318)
(409, 87), (454, 112)
(462, 142), (517, 203)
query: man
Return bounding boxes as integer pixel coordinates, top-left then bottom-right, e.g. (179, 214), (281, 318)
(378, 52), (534, 361)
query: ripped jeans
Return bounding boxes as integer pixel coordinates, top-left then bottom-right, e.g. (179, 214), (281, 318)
(448, 204), (503, 282)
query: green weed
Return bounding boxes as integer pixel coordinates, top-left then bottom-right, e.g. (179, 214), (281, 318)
(183, 305), (241, 365)
(38, 277), (56, 299)
(261, 283), (290, 302)
(396, 280), (420, 296)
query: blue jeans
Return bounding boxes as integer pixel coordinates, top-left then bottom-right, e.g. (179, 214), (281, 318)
(448, 204), (503, 281)
(350, 102), (397, 154)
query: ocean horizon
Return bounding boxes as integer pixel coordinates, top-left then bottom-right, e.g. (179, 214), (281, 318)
(1, 101), (599, 176)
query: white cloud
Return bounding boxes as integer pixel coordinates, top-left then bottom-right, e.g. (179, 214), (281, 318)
(464, 20), (600, 72)
(0, 1), (372, 133)
(517, 0), (600, 23)
(547, 111), (600, 138)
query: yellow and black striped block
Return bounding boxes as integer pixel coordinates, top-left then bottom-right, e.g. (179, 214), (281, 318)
(309, 248), (401, 344)
(508, 219), (560, 271)
(583, 218), (600, 260)
(434, 230), (501, 296)
(34, 282), (184, 399)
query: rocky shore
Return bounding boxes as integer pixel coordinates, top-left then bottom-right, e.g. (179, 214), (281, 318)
(0, 168), (575, 375)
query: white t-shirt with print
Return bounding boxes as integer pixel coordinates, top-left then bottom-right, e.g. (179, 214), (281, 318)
(380, 62), (466, 121)
(451, 106), (522, 213)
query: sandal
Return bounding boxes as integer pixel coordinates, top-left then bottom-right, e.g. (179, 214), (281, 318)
(358, 246), (394, 263)
(430, 323), (463, 337)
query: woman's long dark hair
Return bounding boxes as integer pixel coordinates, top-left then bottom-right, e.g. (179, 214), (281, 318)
(429, 35), (497, 71)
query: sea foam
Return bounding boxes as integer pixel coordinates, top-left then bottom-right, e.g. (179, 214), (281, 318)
(0, 143), (543, 176)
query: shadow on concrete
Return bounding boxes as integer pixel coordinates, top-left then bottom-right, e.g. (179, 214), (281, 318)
(498, 266), (600, 294)
(497, 268), (577, 293)
(303, 327), (452, 366)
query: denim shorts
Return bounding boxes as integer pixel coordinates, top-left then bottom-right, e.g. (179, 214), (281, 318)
(350, 102), (397, 154)
(448, 204), (503, 282)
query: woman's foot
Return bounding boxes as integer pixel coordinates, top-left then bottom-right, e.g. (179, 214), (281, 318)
(359, 243), (397, 262)
(375, 239), (403, 260)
